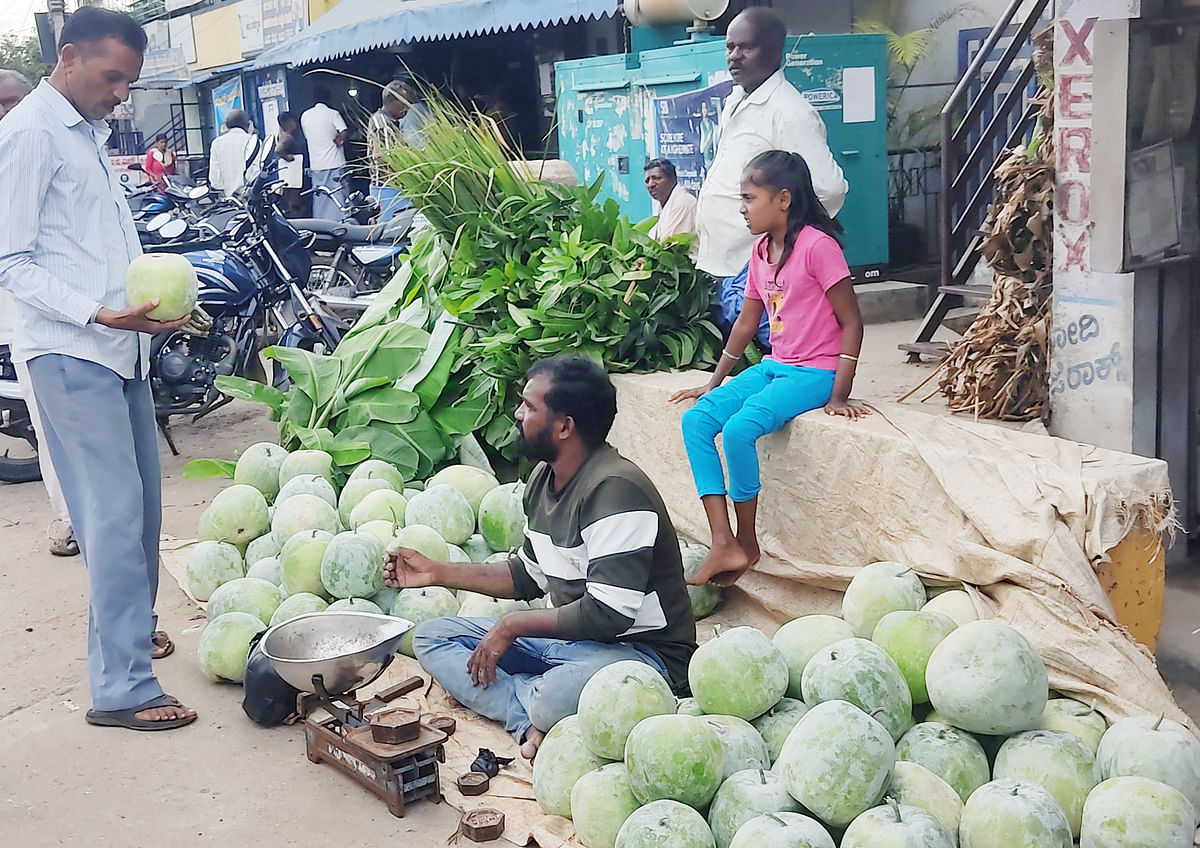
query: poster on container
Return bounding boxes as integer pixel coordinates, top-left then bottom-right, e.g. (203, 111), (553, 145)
(211, 75), (245, 132)
(649, 80), (734, 195)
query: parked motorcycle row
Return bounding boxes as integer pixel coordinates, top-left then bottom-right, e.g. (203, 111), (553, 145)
(0, 156), (416, 482)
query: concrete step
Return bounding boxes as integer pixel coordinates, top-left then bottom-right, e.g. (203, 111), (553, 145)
(944, 306), (981, 335)
(855, 280), (930, 325)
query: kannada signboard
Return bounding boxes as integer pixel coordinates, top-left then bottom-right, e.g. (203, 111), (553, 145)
(211, 75), (245, 131)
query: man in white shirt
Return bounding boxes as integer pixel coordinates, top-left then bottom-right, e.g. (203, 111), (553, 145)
(301, 86), (349, 220)
(0, 69), (78, 556)
(207, 109), (259, 198)
(645, 158), (697, 243)
(696, 8), (849, 346)
(0, 7), (198, 730)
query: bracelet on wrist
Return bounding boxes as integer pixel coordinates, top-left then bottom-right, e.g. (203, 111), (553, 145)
(839, 353), (859, 362)
(721, 349), (739, 361)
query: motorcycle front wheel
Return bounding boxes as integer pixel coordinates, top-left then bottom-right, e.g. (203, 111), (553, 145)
(0, 413), (41, 483)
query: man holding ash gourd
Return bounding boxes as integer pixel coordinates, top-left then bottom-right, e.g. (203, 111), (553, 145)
(385, 357), (697, 759)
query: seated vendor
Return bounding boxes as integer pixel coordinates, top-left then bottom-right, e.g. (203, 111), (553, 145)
(384, 357), (697, 759)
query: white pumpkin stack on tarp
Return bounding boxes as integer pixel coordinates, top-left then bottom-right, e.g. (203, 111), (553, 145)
(526, 560), (1200, 848)
(180, 449), (519, 685)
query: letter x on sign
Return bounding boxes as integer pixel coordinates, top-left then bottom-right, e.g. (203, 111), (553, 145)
(1061, 18), (1094, 66)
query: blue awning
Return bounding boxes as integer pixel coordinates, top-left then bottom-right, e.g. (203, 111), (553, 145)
(252, 0), (618, 69)
(178, 60), (256, 89)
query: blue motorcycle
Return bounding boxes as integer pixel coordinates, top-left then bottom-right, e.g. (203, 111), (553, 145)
(148, 167), (343, 452)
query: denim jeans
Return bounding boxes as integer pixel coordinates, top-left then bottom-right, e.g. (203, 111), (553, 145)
(718, 262), (770, 348)
(681, 359), (835, 502)
(412, 616), (669, 742)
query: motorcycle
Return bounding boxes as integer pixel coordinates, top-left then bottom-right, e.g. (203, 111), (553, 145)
(292, 207), (416, 310)
(148, 163), (344, 452)
(0, 160), (341, 480)
(0, 346), (39, 483)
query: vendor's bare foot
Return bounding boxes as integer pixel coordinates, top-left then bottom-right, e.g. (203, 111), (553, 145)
(520, 728), (546, 761)
(687, 541), (750, 587)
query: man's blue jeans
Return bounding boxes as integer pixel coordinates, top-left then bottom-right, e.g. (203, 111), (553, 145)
(718, 262), (770, 348)
(412, 616), (670, 742)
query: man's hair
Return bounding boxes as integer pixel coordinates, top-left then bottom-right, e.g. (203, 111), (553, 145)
(644, 158), (677, 181)
(224, 108), (250, 131)
(59, 6), (148, 55)
(0, 69), (33, 91)
(278, 110), (297, 125)
(383, 80), (412, 104)
(313, 85), (332, 103)
(526, 357), (617, 447)
(154, 133), (168, 143)
(738, 7), (787, 56)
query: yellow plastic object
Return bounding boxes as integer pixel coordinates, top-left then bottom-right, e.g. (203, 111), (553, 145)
(1096, 527), (1166, 651)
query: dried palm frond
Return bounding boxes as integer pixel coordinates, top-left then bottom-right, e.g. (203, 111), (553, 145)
(931, 27), (1057, 421)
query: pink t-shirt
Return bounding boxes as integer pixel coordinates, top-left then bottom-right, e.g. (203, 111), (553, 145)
(745, 226), (850, 370)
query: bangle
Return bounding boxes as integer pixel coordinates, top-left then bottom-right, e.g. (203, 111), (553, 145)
(721, 349), (739, 361)
(839, 353), (859, 362)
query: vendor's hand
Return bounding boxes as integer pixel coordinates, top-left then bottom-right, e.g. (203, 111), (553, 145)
(95, 301), (192, 335)
(180, 306), (214, 337)
(466, 619), (516, 689)
(824, 397), (871, 421)
(668, 384), (712, 404)
(384, 546), (442, 589)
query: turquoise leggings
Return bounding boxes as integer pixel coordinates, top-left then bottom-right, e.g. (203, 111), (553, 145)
(681, 359), (835, 502)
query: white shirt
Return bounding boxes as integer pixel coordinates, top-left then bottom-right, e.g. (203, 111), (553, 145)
(208, 127), (258, 197)
(695, 69), (849, 278)
(301, 102), (348, 171)
(0, 81), (147, 378)
(649, 183), (698, 242)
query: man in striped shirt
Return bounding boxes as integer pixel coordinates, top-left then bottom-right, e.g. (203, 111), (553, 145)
(0, 8), (197, 731)
(387, 358), (696, 759)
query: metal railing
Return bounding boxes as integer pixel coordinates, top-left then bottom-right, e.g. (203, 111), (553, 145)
(888, 145), (942, 267)
(939, 0), (1051, 288)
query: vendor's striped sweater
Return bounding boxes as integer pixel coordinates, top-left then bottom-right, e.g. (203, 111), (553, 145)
(507, 445), (697, 689)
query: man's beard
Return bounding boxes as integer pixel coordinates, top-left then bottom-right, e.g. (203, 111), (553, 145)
(517, 421), (558, 463)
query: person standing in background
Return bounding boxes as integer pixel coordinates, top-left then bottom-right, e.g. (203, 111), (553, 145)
(0, 68), (78, 557)
(143, 133), (175, 189)
(301, 86), (348, 220)
(0, 6), (198, 730)
(207, 109), (259, 198)
(366, 80), (411, 221)
(274, 111), (308, 217)
(695, 8), (848, 349)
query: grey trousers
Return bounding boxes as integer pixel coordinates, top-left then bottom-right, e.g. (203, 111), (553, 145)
(26, 353), (164, 711)
(311, 166), (345, 220)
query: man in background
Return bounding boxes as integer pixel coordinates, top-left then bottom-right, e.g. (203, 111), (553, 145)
(207, 108), (259, 198)
(274, 111), (308, 217)
(645, 158), (697, 243)
(0, 68), (78, 557)
(301, 86), (348, 220)
(695, 7), (848, 347)
(366, 80), (412, 221)
(0, 6), (197, 730)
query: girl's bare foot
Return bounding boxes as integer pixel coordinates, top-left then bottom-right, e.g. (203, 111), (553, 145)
(735, 533), (761, 568)
(687, 540), (750, 587)
(520, 727), (546, 760)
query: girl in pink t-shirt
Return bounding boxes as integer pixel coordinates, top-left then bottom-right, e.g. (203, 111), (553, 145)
(670, 150), (870, 586)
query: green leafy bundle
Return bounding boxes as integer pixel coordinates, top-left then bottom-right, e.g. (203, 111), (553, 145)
(382, 96), (722, 454)
(187, 234), (492, 482)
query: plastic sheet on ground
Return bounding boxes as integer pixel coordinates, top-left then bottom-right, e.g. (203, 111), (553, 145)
(608, 371), (1185, 731)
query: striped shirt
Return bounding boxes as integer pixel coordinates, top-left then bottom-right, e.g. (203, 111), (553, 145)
(0, 80), (147, 379)
(509, 445), (697, 688)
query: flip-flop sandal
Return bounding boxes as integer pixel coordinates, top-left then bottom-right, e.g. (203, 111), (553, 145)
(85, 694), (197, 731)
(151, 631), (175, 660)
